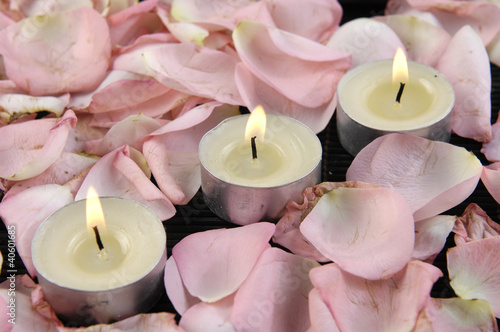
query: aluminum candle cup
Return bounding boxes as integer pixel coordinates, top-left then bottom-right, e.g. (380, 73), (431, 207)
(31, 197), (166, 326)
(336, 59), (455, 155)
(199, 113), (322, 225)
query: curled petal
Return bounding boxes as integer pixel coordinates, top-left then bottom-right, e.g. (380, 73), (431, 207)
(309, 260), (442, 332)
(413, 215), (455, 263)
(448, 236), (500, 317)
(300, 185), (415, 280)
(172, 222), (275, 303)
(0, 8), (111, 95)
(234, 20), (351, 108)
(0, 94), (67, 125)
(346, 134), (483, 221)
(179, 295), (235, 332)
(436, 25), (491, 142)
(453, 203), (500, 245)
(307, 288), (340, 332)
(326, 18), (404, 67)
(0, 110), (77, 181)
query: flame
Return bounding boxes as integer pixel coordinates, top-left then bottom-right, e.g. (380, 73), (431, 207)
(86, 186), (106, 234)
(392, 48), (408, 85)
(245, 105), (267, 143)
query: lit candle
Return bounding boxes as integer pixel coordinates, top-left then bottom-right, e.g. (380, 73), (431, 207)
(199, 107), (322, 225)
(336, 48), (455, 155)
(31, 187), (166, 326)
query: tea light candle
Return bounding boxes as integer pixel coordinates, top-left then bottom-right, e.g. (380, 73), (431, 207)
(336, 49), (455, 155)
(199, 107), (322, 225)
(31, 191), (166, 326)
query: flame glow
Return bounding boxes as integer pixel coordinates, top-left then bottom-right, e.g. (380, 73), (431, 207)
(86, 186), (106, 234)
(392, 48), (408, 84)
(245, 105), (267, 143)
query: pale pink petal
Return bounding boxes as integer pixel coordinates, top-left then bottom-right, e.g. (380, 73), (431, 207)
(234, 63), (335, 133)
(156, 4), (209, 46)
(233, 20), (351, 108)
(0, 94), (67, 125)
(448, 236), (500, 317)
(231, 247), (319, 332)
(143, 43), (243, 105)
(375, 14), (451, 67)
(307, 288), (340, 332)
(326, 17), (404, 67)
(0, 8), (111, 95)
(172, 222), (275, 302)
(406, 0), (500, 45)
(0, 184), (74, 276)
(10, 0), (93, 16)
(0, 110), (77, 181)
(413, 215), (455, 263)
(64, 112), (107, 153)
(481, 163), (500, 205)
(346, 134), (483, 221)
(300, 185), (414, 280)
(481, 112), (500, 162)
(453, 203), (500, 245)
(436, 25), (491, 142)
(75, 145), (176, 221)
(85, 114), (161, 156)
(487, 31), (500, 67)
(310, 260), (442, 332)
(423, 297), (498, 332)
(164, 256), (201, 315)
(179, 295), (235, 332)
(273, 181), (378, 263)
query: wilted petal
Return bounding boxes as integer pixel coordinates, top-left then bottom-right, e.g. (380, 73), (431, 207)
(231, 247), (319, 332)
(423, 297), (498, 332)
(0, 184), (74, 276)
(179, 295), (236, 332)
(172, 222), (275, 302)
(448, 236), (500, 317)
(413, 215), (455, 263)
(346, 134), (483, 221)
(143, 43), (243, 105)
(234, 20), (351, 108)
(326, 18), (404, 67)
(0, 110), (77, 181)
(375, 14), (451, 67)
(481, 112), (500, 162)
(0, 94), (67, 125)
(453, 203), (500, 245)
(164, 256), (201, 315)
(436, 25), (491, 142)
(310, 260), (442, 332)
(75, 145), (176, 221)
(0, 8), (111, 95)
(300, 185), (414, 280)
(481, 162), (500, 205)
(307, 288), (340, 332)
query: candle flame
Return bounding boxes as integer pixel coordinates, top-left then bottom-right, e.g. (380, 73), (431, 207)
(245, 105), (266, 143)
(86, 186), (106, 234)
(392, 48), (408, 85)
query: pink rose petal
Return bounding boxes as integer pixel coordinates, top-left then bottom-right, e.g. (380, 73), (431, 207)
(179, 295), (235, 332)
(448, 236), (500, 317)
(233, 20), (351, 108)
(413, 215), (455, 263)
(453, 203), (500, 245)
(0, 94), (67, 125)
(0, 7), (111, 95)
(481, 112), (500, 162)
(307, 288), (340, 332)
(481, 162), (500, 206)
(156, 4), (209, 46)
(0, 110), (77, 181)
(230, 247), (319, 332)
(300, 185), (415, 280)
(310, 260), (442, 332)
(436, 25), (491, 142)
(0, 184), (74, 276)
(346, 134), (483, 221)
(172, 222), (275, 302)
(164, 256), (201, 315)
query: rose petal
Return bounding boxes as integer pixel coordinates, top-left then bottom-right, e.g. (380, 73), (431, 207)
(0, 110), (77, 181)
(481, 112), (500, 162)
(481, 162), (500, 206)
(172, 222), (275, 302)
(307, 288), (340, 332)
(310, 260), (442, 332)
(0, 94), (67, 125)
(453, 203), (500, 245)
(413, 215), (455, 263)
(156, 5), (209, 46)
(0, 7), (111, 95)
(326, 17), (404, 67)
(436, 25), (491, 142)
(233, 20), (351, 108)
(230, 247), (319, 332)
(448, 236), (500, 317)
(179, 295), (236, 332)
(346, 133), (483, 221)
(300, 185), (414, 280)
(164, 256), (201, 315)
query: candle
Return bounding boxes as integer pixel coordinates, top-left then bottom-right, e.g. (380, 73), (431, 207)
(199, 107), (322, 225)
(31, 189), (166, 326)
(336, 49), (455, 155)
